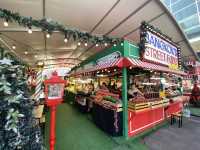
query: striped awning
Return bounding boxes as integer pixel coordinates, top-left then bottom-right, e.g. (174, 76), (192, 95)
(70, 57), (123, 76)
(127, 58), (187, 76)
(95, 57), (123, 70)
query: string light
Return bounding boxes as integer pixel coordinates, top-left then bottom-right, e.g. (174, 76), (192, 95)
(64, 38), (68, 43)
(64, 34), (68, 43)
(121, 43), (124, 46)
(104, 43), (108, 47)
(95, 43), (99, 47)
(84, 42), (88, 47)
(77, 42), (81, 46)
(46, 33), (50, 38)
(114, 43), (117, 47)
(114, 69), (117, 72)
(28, 27), (32, 34)
(3, 20), (8, 27)
(12, 45), (16, 49)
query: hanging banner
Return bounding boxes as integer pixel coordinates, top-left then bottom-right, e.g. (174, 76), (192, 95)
(143, 31), (179, 68)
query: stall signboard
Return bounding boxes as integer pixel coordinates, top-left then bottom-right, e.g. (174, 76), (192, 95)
(96, 51), (121, 66)
(143, 31), (179, 68)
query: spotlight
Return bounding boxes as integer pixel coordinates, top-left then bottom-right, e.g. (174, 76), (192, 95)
(78, 42), (81, 46)
(64, 38), (68, 43)
(3, 21), (8, 27)
(28, 27), (32, 34)
(12, 45), (16, 49)
(46, 33), (50, 38)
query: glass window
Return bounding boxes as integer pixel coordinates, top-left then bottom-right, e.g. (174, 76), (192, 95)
(198, 1), (200, 12)
(171, 0), (195, 13)
(163, 0), (170, 6)
(174, 4), (197, 21)
(185, 26), (200, 39)
(179, 14), (199, 30)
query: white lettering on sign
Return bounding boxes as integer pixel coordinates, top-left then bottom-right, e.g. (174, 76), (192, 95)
(96, 51), (121, 66)
(144, 31), (178, 66)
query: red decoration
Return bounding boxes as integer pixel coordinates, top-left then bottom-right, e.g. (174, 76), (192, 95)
(44, 71), (65, 150)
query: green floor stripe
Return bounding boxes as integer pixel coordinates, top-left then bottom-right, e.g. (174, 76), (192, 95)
(45, 103), (148, 150)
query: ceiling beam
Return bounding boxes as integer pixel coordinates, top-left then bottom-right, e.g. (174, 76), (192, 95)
(90, 0), (121, 33)
(76, 0), (152, 60)
(104, 0), (152, 36)
(123, 12), (165, 37)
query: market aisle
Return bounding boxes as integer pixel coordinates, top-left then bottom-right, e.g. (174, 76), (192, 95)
(45, 103), (148, 150)
(144, 116), (200, 150)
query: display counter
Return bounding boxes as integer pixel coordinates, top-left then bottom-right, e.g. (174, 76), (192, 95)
(128, 95), (189, 137)
(90, 97), (123, 136)
(75, 91), (91, 113)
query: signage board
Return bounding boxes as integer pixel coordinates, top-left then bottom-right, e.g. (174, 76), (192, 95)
(143, 31), (179, 68)
(96, 51), (121, 66)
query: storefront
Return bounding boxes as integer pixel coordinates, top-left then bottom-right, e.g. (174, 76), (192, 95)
(68, 22), (190, 138)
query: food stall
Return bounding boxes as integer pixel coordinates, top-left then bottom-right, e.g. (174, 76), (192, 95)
(69, 22), (189, 138)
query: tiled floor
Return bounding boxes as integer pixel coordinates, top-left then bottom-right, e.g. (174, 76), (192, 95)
(144, 116), (200, 150)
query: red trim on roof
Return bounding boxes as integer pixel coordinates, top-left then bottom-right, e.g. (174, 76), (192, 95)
(125, 58), (187, 76)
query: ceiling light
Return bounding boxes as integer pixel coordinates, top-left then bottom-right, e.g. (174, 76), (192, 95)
(3, 21), (8, 27)
(28, 27), (32, 34)
(95, 43), (99, 47)
(78, 42), (81, 46)
(84, 42), (88, 47)
(24, 51), (28, 55)
(113, 44), (117, 47)
(64, 38), (68, 43)
(12, 45), (16, 49)
(46, 33), (50, 38)
(104, 43), (108, 47)
(121, 43), (124, 46)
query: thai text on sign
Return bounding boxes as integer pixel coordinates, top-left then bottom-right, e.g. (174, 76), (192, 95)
(144, 31), (178, 66)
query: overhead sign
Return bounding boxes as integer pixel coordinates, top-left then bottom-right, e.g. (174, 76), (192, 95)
(143, 31), (179, 68)
(96, 51), (121, 66)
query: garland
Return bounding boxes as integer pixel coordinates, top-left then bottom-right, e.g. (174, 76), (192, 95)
(0, 8), (122, 45)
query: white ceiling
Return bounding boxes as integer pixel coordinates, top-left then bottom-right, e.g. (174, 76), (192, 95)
(0, 0), (198, 68)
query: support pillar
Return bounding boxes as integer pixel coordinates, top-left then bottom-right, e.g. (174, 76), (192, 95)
(122, 67), (128, 139)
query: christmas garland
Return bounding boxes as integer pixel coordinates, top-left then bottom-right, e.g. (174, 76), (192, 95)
(0, 8), (122, 45)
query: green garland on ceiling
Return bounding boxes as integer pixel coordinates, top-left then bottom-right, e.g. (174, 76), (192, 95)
(0, 8), (122, 45)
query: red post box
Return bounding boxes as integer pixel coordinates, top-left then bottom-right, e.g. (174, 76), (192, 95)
(44, 71), (65, 150)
